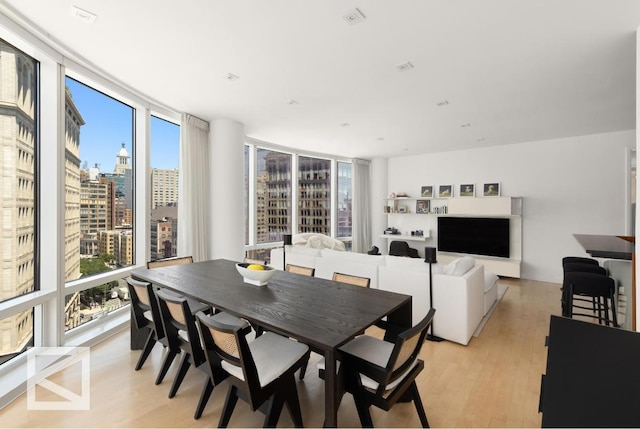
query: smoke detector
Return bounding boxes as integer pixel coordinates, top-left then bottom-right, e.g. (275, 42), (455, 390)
(70, 6), (97, 23)
(344, 8), (366, 25)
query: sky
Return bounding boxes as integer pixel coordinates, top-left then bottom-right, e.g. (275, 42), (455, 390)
(65, 77), (179, 171)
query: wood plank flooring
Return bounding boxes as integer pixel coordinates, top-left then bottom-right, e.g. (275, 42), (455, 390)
(0, 278), (563, 428)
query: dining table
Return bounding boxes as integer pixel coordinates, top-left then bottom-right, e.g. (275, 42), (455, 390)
(131, 258), (413, 427)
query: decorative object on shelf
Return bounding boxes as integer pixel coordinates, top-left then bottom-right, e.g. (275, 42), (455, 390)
(236, 263), (276, 286)
(421, 186), (434, 198)
(424, 247), (444, 342)
(398, 205), (407, 213)
(459, 183), (475, 197)
(483, 182), (501, 196)
(396, 192), (408, 198)
(367, 245), (381, 255)
(411, 230), (424, 237)
(389, 192), (396, 199)
(438, 184), (453, 198)
(282, 234), (293, 270)
(384, 205), (391, 213)
(384, 227), (399, 235)
(416, 199), (430, 214)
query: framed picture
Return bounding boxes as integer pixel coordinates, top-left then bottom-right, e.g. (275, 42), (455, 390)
(416, 199), (430, 214)
(483, 182), (501, 196)
(459, 184), (475, 197)
(398, 205), (407, 213)
(420, 186), (433, 198)
(438, 184), (453, 198)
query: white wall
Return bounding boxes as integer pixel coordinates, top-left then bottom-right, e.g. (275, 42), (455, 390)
(385, 130), (635, 283)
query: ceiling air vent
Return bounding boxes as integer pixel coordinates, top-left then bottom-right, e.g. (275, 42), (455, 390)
(344, 8), (366, 25)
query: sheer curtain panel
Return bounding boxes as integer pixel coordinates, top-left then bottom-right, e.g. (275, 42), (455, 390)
(352, 158), (372, 253)
(178, 114), (211, 262)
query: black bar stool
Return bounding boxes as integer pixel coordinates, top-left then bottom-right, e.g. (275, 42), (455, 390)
(564, 271), (618, 327)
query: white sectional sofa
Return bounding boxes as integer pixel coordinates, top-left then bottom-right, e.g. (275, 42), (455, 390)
(270, 246), (488, 345)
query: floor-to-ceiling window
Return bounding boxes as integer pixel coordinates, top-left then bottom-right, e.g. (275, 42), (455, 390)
(298, 156), (331, 235)
(337, 161), (353, 250)
(150, 116), (180, 261)
(63, 77), (135, 332)
(0, 38), (38, 364)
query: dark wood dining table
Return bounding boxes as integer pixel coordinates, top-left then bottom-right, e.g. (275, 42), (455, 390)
(131, 258), (413, 427)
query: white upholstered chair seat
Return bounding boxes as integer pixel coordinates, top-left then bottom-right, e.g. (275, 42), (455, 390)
(340, 335), (419, 392)
(221, 332), (308, 387)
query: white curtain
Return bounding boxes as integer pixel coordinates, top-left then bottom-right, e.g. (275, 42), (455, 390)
(178, 114), (211, 262)
(352, 158), (372, 253)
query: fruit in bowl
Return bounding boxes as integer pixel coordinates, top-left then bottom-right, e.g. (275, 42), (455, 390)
(235, 262), (276, 286)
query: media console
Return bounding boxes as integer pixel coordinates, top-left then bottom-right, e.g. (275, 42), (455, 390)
(384, 196), (522, 278)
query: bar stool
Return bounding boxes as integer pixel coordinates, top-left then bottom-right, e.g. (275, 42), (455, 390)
(562, 263), (608, 317)
(564, 271), (618, 327)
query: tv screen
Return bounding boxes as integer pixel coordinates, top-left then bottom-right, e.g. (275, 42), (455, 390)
(437, 217), (510, 258)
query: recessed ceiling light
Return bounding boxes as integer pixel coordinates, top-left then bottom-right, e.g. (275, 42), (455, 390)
(70, 5), (97, 23)
(460, 123), (471, 128)
(396, 61), (414, 72)
(340, 122), (350, 127)
(401, 148), (409, 151)
(288, 99), (299, 105)
(476, 138), (486, 142)
(225, 73), (239, 81)
(436, 100), (449, 107)
(376, 137), (385, 141)
(343, 8), (366, 25)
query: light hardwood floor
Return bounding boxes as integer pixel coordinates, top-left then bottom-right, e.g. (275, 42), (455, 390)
(0, 278), (562, 428)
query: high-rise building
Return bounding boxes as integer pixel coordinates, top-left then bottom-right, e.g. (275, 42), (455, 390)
(64, 89), (83, 282)
(151, 168), (179, 209)
(263, 152), (292, 242)
(297, 156), (331, 235)
(0, 39), (37, 358)
(150, 205), (178, 260)
(98, 227), (133, 266)
(80, 176), (115, 256)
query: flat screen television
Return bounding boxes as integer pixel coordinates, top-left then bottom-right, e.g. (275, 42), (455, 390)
(437, 217), (510, 258)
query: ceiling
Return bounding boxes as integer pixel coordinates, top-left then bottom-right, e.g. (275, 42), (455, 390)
(2, 0), (640, 159)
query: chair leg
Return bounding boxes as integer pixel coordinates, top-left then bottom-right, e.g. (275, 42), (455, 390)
(194, 377), (214, 419)
(263, 392), (286, 428)
(155, 348), (178, 385)
(135, 329), (156, 370)
(351, 375), (373, 428)
(219, 385), (239, 428)
(168, 353), (190, 398)
(603, 296), (610, 326)
(283, 374), (304, 428)
(611, 291), (619, 327)
(410, 381), (430, 428)
(299, 354), (309, 380)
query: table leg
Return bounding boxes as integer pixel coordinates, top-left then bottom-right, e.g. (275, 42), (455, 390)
(323, 349), (338, 428)
(383, 299), (413, 342)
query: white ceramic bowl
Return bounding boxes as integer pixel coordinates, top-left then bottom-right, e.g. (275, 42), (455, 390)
(235, 263), (276, 286)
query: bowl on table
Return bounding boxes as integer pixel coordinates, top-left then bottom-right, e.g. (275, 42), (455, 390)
(235, 263), (276, 286)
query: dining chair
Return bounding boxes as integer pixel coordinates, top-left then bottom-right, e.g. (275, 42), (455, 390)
(286, 264), (315, 276)
(126, 278), (166, 374)
(339, 308), (436, 428)
(332, 272), (371, 288)
(196, 311), (310, 428)
(147, 255), (194, 269)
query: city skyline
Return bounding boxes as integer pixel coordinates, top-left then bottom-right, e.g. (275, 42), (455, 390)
(66, 77), (179, 172)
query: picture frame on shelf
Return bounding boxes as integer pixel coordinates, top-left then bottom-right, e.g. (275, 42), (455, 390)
(438, 184), (453, 198)
(483, 182), (501, 196)
(416, 199), (430, 214)
(398, 205), (407, 213)
(420, 186), (434, 198)
(459, 184), (475, 197)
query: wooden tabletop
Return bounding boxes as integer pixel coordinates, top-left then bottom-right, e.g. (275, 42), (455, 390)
(132, 258), (413, 427)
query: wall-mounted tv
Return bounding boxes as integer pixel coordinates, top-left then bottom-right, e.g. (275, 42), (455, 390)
(437, 217), (510, 258)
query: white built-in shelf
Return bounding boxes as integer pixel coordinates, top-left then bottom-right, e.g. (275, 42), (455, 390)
(379, 231), (431, 242)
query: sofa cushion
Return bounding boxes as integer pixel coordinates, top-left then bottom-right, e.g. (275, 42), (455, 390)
(444, 256), (476, 276)
(484, 272), (499, 293)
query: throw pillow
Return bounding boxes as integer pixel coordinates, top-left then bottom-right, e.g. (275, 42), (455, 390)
(452, 256), (476, 276)
(443, 258), (460, 275)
